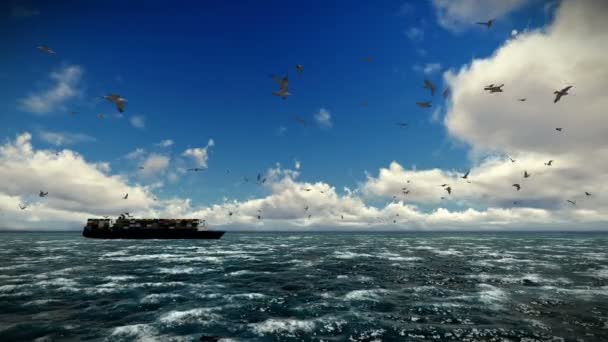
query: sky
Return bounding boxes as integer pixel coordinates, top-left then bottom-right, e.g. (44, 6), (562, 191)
(1, 0), (607, 231)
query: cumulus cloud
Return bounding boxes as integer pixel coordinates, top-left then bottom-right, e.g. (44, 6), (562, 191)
(362, 0), (608, 221)
(139, 153), (170, 178)
(0, 133), (154, 229)
(432, 0), (528, 32)
(38, 130), (96, 146)
(182, 139), (214, 168)
(413, 63), (442, 75)
(18, 65), (84, 114)
(125, 148), (145, 160)
(314, 108), (332, 129)
(157, 139), (174, 148)
(130, 115), (145, 129)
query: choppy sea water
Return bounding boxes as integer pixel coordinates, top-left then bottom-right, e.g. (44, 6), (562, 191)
(1, 232), (608, 341)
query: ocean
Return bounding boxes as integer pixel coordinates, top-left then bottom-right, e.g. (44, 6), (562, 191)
(1, 232), (607, 341)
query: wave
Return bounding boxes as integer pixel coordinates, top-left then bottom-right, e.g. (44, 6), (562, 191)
(159, 307), (221, 327)
(250, 318), (316, 336)
(343, 289), (388, 301)
(141, 293), (184, 304)
(110, 323), (161, 342)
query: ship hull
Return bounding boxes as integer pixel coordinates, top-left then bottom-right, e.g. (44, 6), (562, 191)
(83, 228), (224, 239)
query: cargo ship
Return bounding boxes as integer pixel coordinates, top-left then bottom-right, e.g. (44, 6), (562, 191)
(83, 214), (224, 239)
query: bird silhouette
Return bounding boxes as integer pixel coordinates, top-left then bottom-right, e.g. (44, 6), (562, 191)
(123, 193), (128, 199)
(295, 64), (303, 75)
(103, 94), (127, 112)
(461, 170), (470, 179)
(445, 186), (452, 195)
(39, 190), (48, 197)
(518, 98), (526, 102)
(19, 203), (27, 210)
(475, 19), (495, 28)
(523, 171), (531, 178)
(513, 184), (521, 191)
(566, 200), (576, 205)
(555, 127), (563, 132)
(484, 84), (504, 93)
(396, 122), (409, 128)
(424, 80), (436, 96)
(442, 88), (450, 99)
(554, 85), (572, 103)
(509, 157), (516, 163)
(37, 45), (56, 55)
(416, 101), (432, 108)
(188, 168), (206, 172)
(271, 74), (290, 99)
(585, 192), (592, 196)
(544, 160), (553, 166)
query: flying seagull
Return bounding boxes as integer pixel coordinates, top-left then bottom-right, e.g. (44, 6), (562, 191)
(484, 84), (504, 93)
(19, 203), (27, 210)
(295, 64), (303, 75)
(566, 200), (576, 205)
(544, 160), (554, 166)
(585, 192), (592, 196)
(424, 80), (436, 96)
(518, 98), (526, 102)
(445, 186), (452, 195)
(304, 205), (309, 211)
(555, 127), (563, 132)
(295, 115), (306, 126)
(554, 85), (572, 103)
(509, 157), (516, 163)
(396, 122), (409, 128)
(442, 88), (450, 99)
(475, 19), (495, 28)
(37, 45), (56, 55)
(513, 184), (521, 191)
(188, 168), (206, 172)
(461, 170), (470, 180)
(523, 171), (531, 178)
(272, 74), (291, 99)
(123, 193), (128, 199)
(440, 184), (448, 187)
(102, 94), (127, 112)
(416, 101), (432, 108)
(39, 190), (48, 198)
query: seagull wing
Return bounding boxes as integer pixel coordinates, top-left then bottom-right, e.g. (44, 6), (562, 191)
(561, 85), (573, 93)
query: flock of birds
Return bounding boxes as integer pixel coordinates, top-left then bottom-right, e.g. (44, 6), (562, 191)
(21, 19), (588, 225)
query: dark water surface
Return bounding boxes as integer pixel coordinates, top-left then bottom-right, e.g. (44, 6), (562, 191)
(1, 232), (608, 341)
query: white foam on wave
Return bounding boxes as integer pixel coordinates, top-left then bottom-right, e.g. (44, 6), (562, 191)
(111, 323), (160, 342)
(159, 307), (221, 327)
(35, 277), (78, 287)
(141, 293), (184, 304)
(478, 284), (508, 304)
(101, 250), (129, 257)
(250, 318), (316, 336)
(343, 289), (388, 301)
(333, 251), (374, 259)
(104, 275), (137, 282)
(591, 266), (608, 279)
(468, 273), (571, 285)
(0, 284), (21, 292)
(23, 299), (61, 306)
(158, 267), (197, 274)
(0, 264), (30, 271)
(228, 293), (267, 300)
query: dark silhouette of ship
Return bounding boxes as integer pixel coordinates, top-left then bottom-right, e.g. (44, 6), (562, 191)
(83, 214), (224, 239)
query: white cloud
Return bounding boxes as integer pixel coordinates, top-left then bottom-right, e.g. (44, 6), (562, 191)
(18, 65), (84, 114)
(38, 130), (96, 146)
(182, 139), (214, 168)
(0, 133), (154, 229)
(139, 153), (170, 178)
(432, 0), (528, 33)
(314, 108), (332, 129)
(157, 139), (174, 148)
(130, 115), (145, 129)
(413, 63), (442, 75)
(125, 148), (145, 160)
(404, 27), (424, 41)
(294, 159), (301, 170)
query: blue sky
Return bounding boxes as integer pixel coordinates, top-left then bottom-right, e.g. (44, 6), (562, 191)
(1, 0), (549, 205)
(5, 0), (606, 230)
